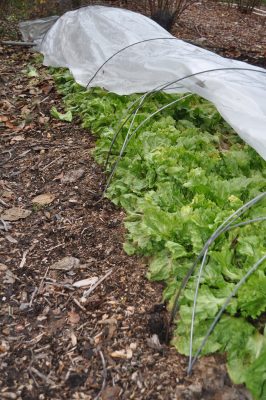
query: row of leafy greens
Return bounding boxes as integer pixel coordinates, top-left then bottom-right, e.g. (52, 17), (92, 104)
(51, 68), (266, 399)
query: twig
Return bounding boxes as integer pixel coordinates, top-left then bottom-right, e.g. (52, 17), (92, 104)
(82, 269), (113, 298)
(0, 150), (12, 167)
(95, 350), (107, 400)
(29, 287), (38, 308)
(18, 250), (29, 269)
(29, 366), (55, 385)
(1, 40), (35, 46)
(46, 243), (64, 252)
(73, 297), (87, 312)
(0, 198), (8, 207)
(37, 265), (50, 295)
(41, 156), (63, 171)
(0, 219), (9, 231)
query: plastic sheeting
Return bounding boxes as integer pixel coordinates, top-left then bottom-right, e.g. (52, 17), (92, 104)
(19, 15), (59, 44)
(22, 6), (266, 160)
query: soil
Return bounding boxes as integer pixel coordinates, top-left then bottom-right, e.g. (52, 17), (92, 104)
(0, 1), (265, 399)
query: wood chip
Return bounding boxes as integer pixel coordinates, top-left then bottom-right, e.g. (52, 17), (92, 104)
(73, 276), (98, 288)
(110, 348), (133, 360)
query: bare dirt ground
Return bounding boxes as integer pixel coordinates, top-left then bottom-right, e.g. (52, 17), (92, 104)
(0, 1), (265, 399)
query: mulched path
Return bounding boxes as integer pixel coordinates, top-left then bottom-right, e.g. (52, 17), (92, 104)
(173, 0), (266, 67)
(0, 1), (265, 399)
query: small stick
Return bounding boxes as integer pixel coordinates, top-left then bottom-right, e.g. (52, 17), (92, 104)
(46, 243), (64, 252)
(73, 297), (87, 312)
(18, 250), (29, 269)
(29, 366), (55, 385)
(0, 198), (8, 207)
(0, 219), (9, 231)
(37, 265), (50, 295)
(82, 269), (113, 298)
(1, 40), (35, 46)
(95, 350), (107, 400)
(41, 156), (63, 171)
(29, 287), (38, 308)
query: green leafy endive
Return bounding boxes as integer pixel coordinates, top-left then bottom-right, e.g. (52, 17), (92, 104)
(51, 67), (266, 399)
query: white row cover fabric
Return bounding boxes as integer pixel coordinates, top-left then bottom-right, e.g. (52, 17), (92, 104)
(23, 6), (266, 160)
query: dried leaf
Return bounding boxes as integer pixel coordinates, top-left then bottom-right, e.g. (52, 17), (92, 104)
(5, 121), (19, 131)
(70, 330), (77, 346)
(50, 256), (80, 271)
(0, 207), (31, 221)
(39, 116), (50, 125)
(147, 334), (162, 351)
(0, 340), (10, 354)
(102, 385), (121, 400)
(4, 269), (17, 284)
(0, 115), (9, 122)
(32, 193), (55, 205)
(68, 310), (80, 325)
(61, 169), (85, 183)
(0, 263), (8, 272)
(73, 277), (98, 288)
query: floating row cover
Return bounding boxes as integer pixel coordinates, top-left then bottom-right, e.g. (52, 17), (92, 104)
(20, 6), (266, 160)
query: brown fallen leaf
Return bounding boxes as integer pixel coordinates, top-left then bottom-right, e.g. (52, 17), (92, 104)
(99, 318), (118, 340)
(0, 100), (14, 112)
(61, 168), (85, 183)
(5, 120), (19, 131)
(147, 334), (163, 351)
(39, 116), (50, 125)
(68, 309), (80, 325)
(50, 256), (80, 271)
(0, 115), (9, 122)
(3, 269), (17, 284)
(0, 207), (31, 221)
(102, 385), (121, 400)
(32, 193), (55, 205)
(0, 263), (8, 273)
(0, 340), (10, 354)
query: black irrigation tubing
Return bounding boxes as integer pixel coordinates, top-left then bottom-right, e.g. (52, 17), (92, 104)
(86, 37), (179, 88)
(169, 191), (266, 324)
(104, 67), (266, 193)
(188, 253), (266, 374)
